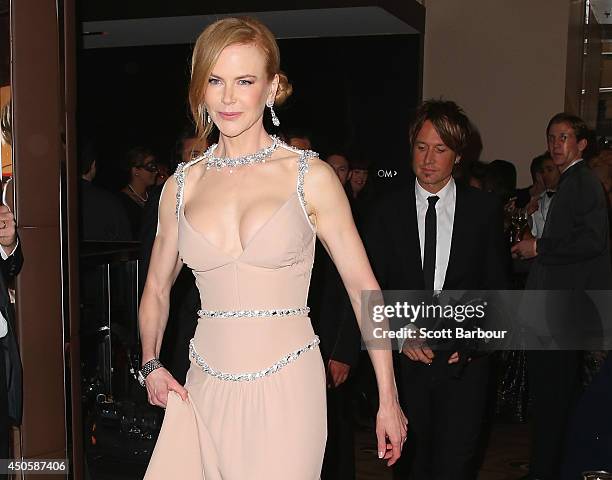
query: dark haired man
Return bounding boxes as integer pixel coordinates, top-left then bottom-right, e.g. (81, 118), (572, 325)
(284, 128), (313, 151)
(365, 100), (508, 479)
(79, 140), (131, 241)
(325, 152), (350, 187)
(512, 113), (611, 480)
(527, 153), (560, 239)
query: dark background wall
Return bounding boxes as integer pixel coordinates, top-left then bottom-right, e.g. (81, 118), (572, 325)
(77, 34), (420, 193)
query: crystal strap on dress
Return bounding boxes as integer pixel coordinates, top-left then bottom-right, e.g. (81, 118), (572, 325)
(189, 336), (320, 382)
(197, 306), (310, 318)
(173, 138), (318, 220)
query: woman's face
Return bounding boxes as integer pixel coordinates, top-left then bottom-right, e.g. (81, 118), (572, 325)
(349, 169), (369, 194)
(134, 155), (158, 187)
(204, 43), (278, 138)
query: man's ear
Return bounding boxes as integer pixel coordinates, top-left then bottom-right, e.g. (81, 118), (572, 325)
(578, 138), (588, 155)
(454, 155), (462, 165)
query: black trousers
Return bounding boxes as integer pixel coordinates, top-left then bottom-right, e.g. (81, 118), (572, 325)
(394, 354), (490, 480)
(526, 350), (580, 480)
(321, 379), (355, 480)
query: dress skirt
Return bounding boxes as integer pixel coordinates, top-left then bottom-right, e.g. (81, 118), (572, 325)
(143, 344), (327, 480)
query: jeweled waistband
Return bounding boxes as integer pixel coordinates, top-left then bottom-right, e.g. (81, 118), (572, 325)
(188, 336), (320, 382)
(197, 306), (310, 318)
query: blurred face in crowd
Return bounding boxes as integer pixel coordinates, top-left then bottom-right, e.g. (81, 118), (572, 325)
(134, 155), (158, 187)
(537, 158), (560, 191)
(412, 120), (458, 193)
(204, 43), (278, 138)
(349, 168), (369, 195)
(155, 164), (170, 186)
(547, 122), (587, 172)
(326, 154), (349, 186)
(288, 137), (311, 150)
(182, 137), (200, 163)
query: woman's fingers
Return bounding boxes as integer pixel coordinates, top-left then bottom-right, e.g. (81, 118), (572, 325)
(376, 428), (387, 459)
(144, 369), (189, 408)
(385, 434), (402, 465)
(154, 387), (169, 408)
(168, 381), (189, 401)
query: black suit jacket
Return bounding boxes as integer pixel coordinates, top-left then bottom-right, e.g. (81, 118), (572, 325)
(363, 181), (508, 374)
(0, 243), (23, 425)
(528, 161), (612, 289)
(364, 181), (508, 292)
(309, 241), (361, 368)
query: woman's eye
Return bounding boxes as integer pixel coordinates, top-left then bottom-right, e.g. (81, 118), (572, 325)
(238, 79), (253, 85)
(208, 78), (221, 85)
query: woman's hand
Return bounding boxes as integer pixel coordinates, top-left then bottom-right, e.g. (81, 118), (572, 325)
(376, 397), (408, 466)
(145, 368), (189, 408)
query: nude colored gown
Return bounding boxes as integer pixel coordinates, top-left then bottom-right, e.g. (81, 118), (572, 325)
(143, 145), (327, 479)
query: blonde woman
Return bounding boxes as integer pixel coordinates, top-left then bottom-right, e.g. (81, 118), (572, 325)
(139, 17), (406, 479)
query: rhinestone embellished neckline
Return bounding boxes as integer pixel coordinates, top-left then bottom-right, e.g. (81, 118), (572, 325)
(204, 135), (280, 171)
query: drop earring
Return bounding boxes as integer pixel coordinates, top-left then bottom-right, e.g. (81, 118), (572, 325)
(267, 100), (280, 127)
(199, 105), (211, 125)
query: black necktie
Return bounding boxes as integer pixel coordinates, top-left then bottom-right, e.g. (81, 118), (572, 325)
(546, 190), (556, 198)
(423, 195), (439, 291)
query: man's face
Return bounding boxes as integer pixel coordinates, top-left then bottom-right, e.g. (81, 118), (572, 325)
(412, 120), (457, 193)
(326, 154), (349, 186)
(538, 158), (560, 191)
(288, 137), (311, 150)
(547, 122), (587, 172)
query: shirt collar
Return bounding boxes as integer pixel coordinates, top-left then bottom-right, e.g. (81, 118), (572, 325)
(415, 177), (455, 204)
(561, 158), (583, 174)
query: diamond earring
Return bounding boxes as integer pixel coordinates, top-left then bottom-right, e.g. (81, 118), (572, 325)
(199, 105), (211, 125)
(267, 100), (280, 127)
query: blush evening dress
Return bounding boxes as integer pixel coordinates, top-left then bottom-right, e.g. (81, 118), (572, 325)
(143, 144), (327, 480)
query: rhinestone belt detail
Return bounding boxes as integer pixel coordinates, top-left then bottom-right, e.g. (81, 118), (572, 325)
(197, 306), (310, 319)
(189, 336), (320, 382)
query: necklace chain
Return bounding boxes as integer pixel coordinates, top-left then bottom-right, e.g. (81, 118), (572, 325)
(127, 184), (148, 204)
(204, 135), (280, 170)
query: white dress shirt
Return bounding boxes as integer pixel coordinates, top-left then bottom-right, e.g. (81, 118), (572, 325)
(415, 178), (456, 292)
(530, 192), (554, 239)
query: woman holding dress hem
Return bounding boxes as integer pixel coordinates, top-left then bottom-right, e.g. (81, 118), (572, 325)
(139, 17), (406, 479)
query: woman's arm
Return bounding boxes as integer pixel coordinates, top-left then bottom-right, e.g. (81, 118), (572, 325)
(139, 176), (187, 406)
(304, 158), (407, 465)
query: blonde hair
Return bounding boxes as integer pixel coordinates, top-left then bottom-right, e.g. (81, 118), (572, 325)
(189, 17), (292, 148)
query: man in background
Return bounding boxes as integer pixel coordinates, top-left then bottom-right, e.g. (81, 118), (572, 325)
(512, 113), (612, 480)
(527, 152), (560, 239)
(365, 99), (508, 479)
(79, 139), (132, 241)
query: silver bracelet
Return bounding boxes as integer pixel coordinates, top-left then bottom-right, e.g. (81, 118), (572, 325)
(137, 358), (163, 387)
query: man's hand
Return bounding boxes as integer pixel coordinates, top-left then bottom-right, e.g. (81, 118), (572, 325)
(0, 205), (17, 252)
(327, 359), (350, 388)
(511, 238), (537, 260)
(402, 340), (434, 364)
(526, 196), (540, 216)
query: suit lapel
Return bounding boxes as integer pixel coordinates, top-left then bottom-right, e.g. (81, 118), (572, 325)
(443, 183), (466, 289)
(394, 185), (423, 283)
